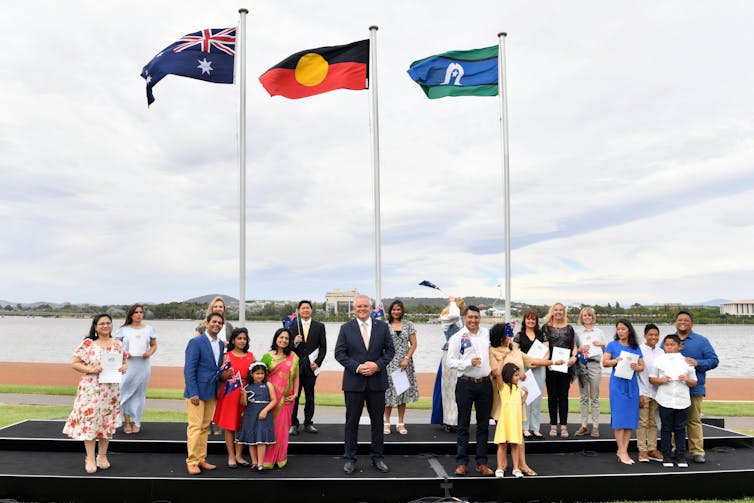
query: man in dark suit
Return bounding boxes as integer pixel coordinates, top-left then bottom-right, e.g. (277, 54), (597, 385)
(335, 294), (395, 474)
(183, 312), (232, 475)
(290, 300), (327, 435)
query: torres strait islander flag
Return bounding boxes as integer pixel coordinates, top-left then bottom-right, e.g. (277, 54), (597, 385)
(407, 45), (498, 99)
(259, 40), (369, 99)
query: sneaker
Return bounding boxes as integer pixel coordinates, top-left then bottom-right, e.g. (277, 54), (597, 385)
(677, 460), (688, 468)
(662, 454), (674, 468)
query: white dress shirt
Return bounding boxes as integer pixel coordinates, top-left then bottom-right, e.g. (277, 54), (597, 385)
(446, 326), (491, 379)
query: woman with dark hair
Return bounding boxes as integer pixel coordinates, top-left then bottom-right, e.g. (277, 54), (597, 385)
(383, 299), (418, 435)
(63, 314), (127, 473)
(512, 310), (549, 438)
(261, 328), (299, 469)
(115, 304), (157, 434)
(541, 302), (578, 438)
(603, 319), (645, 464)
(212, 327), (255, 468)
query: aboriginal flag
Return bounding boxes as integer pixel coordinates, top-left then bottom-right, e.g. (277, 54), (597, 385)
(259, 40), (369, 99)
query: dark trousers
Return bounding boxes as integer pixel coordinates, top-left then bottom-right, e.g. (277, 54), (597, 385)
(546, 369), (571, 425)
(659, 405), (689, 457)
(291, 369), (316, 426)
(343, 390), (385, 463)
(455, 378), (493, 466)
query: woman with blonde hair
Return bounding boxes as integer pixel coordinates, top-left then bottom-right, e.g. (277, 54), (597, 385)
(574, 306), (605, 437)
(195, 296), (234, 343)
(430, 297), (465, 432)
(541, 302), (578, 438)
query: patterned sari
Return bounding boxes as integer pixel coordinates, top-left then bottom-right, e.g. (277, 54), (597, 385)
(261, 351), (299, 468)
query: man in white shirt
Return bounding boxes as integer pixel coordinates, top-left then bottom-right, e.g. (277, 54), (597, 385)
(446, 306), (494, 476)
(637, 323), (665, 463)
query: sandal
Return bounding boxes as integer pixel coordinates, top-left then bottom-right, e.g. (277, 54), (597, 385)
(560, 426), (569, 438)
(396, 423), (408, 435)
(384, 422), (391, 435)
(131, 425), (140, 434)
(123, 421), (133, 434)
(549, 425), (557, 437)
(521, 467), (537, 476)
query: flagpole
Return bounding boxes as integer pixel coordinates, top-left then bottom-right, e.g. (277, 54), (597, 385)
(238, 8), (248, 327)
(497, 32), (511, 321)
(369, 25), (382, 313)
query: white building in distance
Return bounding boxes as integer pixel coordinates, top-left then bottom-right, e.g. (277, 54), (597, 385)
(720, 300), (754, 316)
(325, 288), (360, 315)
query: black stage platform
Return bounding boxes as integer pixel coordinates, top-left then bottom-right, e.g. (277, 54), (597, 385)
(1, 420), (753, 502)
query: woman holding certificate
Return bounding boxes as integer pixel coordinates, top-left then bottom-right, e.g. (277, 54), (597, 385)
(63, 314), (127, 473)
(384, 300), (418, 435)
(115, 304), (157, 434)
(541, 302), (578, 438)
(512, 311), (549, 439)
(603, 319), (645, 465)
(574, 307), (605, 438)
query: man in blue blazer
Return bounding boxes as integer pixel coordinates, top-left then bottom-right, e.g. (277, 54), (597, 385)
(335, 294), (395, 474)
(184, 312), (231, 475)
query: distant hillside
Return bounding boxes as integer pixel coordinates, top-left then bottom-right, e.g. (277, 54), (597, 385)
(694, 299), (730, 307)
(183, 294), (239, 306)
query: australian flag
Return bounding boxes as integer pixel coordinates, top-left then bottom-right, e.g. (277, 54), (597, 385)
(142, 27), (236, 105)
(282, 311), (298, 330)
(418, 280), (441, 290)
(460, 333), (473, 355)
(371, 305), (385, 320)
(223, 370), (242, 396)
(215, 359), (231, 380)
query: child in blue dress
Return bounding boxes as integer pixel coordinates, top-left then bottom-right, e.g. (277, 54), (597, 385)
(236, 362), (277, 472)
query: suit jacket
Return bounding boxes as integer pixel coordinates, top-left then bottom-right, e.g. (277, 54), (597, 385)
(184, 333), (225, 401)
(291, 319), (327, 374)
(335, 318), (395, 392)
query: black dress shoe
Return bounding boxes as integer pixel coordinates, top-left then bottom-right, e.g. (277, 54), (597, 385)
(289, 425), (299, 436)
(304, 424), (319, 434)
(344, 462), (356, 474)
(372, 460), (389, 473)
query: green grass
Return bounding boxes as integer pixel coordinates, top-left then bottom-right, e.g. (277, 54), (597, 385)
(0, 404), (188, 428)
(2, 383), (753, 416)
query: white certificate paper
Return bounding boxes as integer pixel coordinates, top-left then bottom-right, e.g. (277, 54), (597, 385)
(522, 369), (542, 405)
(99, 351), (123, 384)
(550, 347), (570, 373)
(131, 331), (148, 356)
(614, 350), (639, 380)
(663, 353), (688, 380)
(391, 369), (410, 396)
(308, 349), (321, 376)
(527, 339), (548, 360)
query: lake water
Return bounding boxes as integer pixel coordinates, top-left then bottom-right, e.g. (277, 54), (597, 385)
(0, 317), (751, 377)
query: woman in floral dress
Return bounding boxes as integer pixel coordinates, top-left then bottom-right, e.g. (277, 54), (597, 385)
(63, 313), (127, 473)
(384, 299), (418, 435)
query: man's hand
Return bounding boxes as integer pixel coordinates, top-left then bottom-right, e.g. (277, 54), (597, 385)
(685, 357), (698, 367)
(471, 357), (482, 367)
(359, 361), (379, 376)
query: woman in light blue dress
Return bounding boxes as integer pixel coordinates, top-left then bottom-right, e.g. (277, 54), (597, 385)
(115, 304), (157, 434)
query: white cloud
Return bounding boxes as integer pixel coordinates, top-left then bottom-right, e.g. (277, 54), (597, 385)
(1, 0), (753, 306)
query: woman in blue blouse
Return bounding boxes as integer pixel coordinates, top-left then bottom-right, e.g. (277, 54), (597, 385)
(603, 319), (645, 465)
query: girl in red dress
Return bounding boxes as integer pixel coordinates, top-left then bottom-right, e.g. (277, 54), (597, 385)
(213, 328), (255, 468)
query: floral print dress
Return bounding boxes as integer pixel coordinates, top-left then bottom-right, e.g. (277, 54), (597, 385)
(63, 338), (124, 440)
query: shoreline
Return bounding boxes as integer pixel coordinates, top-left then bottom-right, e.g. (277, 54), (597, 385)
(2, 362), (753, 402)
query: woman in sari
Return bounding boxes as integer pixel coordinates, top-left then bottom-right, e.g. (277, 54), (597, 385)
(261, 328), (299, 469)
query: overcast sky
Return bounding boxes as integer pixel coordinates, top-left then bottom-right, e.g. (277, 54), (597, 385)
(2, 1), (753, 307)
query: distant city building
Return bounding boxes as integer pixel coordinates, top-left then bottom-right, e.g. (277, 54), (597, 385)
(720, 300), (754, 316)
(325, 288), (360, 315)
